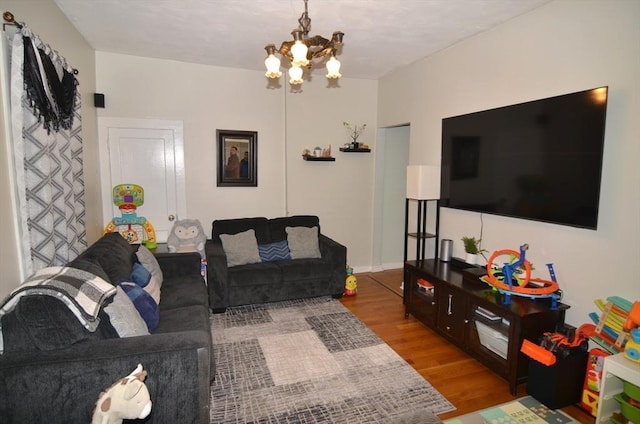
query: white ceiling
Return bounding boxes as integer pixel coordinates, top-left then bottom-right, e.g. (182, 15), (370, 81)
(53, 0), (551, 80)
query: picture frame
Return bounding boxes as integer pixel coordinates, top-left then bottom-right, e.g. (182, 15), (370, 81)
(216, 129), (258, 187)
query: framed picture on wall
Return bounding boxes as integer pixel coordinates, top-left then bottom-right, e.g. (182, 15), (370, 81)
(216, 129), (257, 187)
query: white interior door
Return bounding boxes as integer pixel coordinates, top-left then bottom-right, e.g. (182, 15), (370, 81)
(98, 118), (185, 243)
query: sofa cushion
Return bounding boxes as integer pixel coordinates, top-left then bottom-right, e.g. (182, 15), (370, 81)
(104, 286), (149, 337)
(69, 233), (136, 284)
(136, 245), (164, 287)
(227, 263), (281, 287)
(269, 215), (320, 242)
(258, 240), (291, 262)
(212, 217), (271, 244)
(119, 282), (159, 333)
(279, 258), (332, 282)
(156, 305), (209, 334)
(220, 229), (261, 267)
(1, 296), (118, 352)
(286, 226), (321, 259)
(159, 275), (208, 311)
(66, 258), (110, 283)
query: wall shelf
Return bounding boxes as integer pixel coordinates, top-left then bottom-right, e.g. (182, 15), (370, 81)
(339, 147), (371, 153)
(302, 155), (335, 162)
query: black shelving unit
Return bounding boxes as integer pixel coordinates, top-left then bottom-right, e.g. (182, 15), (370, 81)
(403, 198), (440, 263)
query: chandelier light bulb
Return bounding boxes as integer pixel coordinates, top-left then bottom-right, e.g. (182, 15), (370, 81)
(291, 40), (309, 67)
(326, 56), (341, 79)
(288, 66), (304, 85)
(264, 54), (282, 79)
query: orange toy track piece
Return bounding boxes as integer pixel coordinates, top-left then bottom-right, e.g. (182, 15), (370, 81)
(484, 246), (559, 296)
(486, 249), (532, 286)
(482, 274), (559, 296)
(521, 339), (556, 365)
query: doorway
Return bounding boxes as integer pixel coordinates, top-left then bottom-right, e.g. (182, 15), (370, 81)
(98, 118), (186, 243)
(373, 124), (410, 271)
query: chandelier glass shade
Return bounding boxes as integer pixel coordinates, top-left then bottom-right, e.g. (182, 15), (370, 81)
(264, 0), (344, 86)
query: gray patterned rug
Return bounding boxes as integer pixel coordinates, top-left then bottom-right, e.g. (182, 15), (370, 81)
(209, 297), (454, 423)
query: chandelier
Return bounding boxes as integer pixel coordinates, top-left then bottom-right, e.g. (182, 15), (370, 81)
(264, 0), (344, 86)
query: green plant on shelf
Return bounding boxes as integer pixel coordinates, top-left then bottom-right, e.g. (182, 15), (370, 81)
(461, 236), (487, 255)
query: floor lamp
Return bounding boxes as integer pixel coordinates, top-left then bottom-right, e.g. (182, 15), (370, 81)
(405, 165), (441, 263)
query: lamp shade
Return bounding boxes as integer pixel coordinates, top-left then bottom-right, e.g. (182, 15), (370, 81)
(326, 56), (341, 79)
(406, 165), (440, 200)
(288, 66), (303, 84)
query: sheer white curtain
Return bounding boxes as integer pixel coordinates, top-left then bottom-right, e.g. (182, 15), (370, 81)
(9, 25), (86, 276)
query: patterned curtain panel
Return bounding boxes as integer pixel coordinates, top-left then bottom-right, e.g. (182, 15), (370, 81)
(9, 26), (86, 276)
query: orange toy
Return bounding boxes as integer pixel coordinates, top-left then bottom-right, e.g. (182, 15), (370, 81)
(623, 301), (640, 362)
(481, 244), (560, 307)
(521, 324), (589, 366)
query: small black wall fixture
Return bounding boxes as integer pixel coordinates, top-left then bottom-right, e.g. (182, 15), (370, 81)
(94, 93), (105, 108)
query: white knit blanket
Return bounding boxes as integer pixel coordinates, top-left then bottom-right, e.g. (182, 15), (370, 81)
(0, 266), (116, 354)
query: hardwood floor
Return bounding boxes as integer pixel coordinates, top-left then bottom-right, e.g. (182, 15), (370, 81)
(340, 269), (594, 422)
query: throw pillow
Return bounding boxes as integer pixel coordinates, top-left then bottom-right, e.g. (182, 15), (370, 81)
(136, 245), (164, 288)
(258, 240), (291, 262)
(285, 226), (321, 259)
(104, 286), (150, 337)
(130, 262), (151, 288)
(119, 282), (159, 333)
(130, 262), (161, 304)
(143, 275), (161, 305)
(219, 229), (261, 267)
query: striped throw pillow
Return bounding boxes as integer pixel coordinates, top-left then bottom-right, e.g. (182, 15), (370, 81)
(258, 240), (291, 262)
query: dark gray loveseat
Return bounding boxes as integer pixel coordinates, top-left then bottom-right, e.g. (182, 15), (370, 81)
(206, 215), (347, 311)
(0, 233), (212, 423)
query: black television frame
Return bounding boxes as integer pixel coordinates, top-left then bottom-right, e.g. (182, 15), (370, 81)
(440, 86), (608, 230)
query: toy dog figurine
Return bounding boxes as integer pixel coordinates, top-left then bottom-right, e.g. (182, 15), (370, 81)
(92, 364), (152, 424)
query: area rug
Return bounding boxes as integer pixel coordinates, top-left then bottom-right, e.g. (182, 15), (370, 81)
(209, 296), (454, 423)
(443, 396), (579, 424)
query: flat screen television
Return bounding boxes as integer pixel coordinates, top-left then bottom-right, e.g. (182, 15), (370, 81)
(440, 86), (608, 230)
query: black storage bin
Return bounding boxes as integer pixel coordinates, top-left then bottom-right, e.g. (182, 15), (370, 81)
(526, 346), (588, 409)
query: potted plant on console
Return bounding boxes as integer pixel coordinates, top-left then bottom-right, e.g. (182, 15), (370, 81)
(462, 236), (486, 265)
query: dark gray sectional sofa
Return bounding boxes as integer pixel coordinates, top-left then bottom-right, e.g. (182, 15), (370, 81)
(206, 215), (347, 312)
(0, 233), (212, 424)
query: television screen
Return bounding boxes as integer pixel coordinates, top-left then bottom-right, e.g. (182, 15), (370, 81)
(440, 86), (608, 229)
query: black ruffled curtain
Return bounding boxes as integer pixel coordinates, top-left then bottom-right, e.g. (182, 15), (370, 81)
(22, 35), (77, 133)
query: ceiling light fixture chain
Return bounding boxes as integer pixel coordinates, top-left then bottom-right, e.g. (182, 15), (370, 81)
(298, 0), (312, 35)
(264, 0), (344, 87)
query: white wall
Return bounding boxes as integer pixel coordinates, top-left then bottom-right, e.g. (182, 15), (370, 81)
(378, 0), (640, 325)
(285, 79), (378, 268)
(0, 0), (98, 298)
(95, 53), (285, 227)
(96, 53), (378, 268)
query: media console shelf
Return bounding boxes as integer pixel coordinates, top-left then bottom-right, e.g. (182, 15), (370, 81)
(404, 259), (569, 394)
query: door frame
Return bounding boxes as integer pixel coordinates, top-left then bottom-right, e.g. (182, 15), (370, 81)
(97, 117), (186, 235)
(372, 124), (410, 272)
